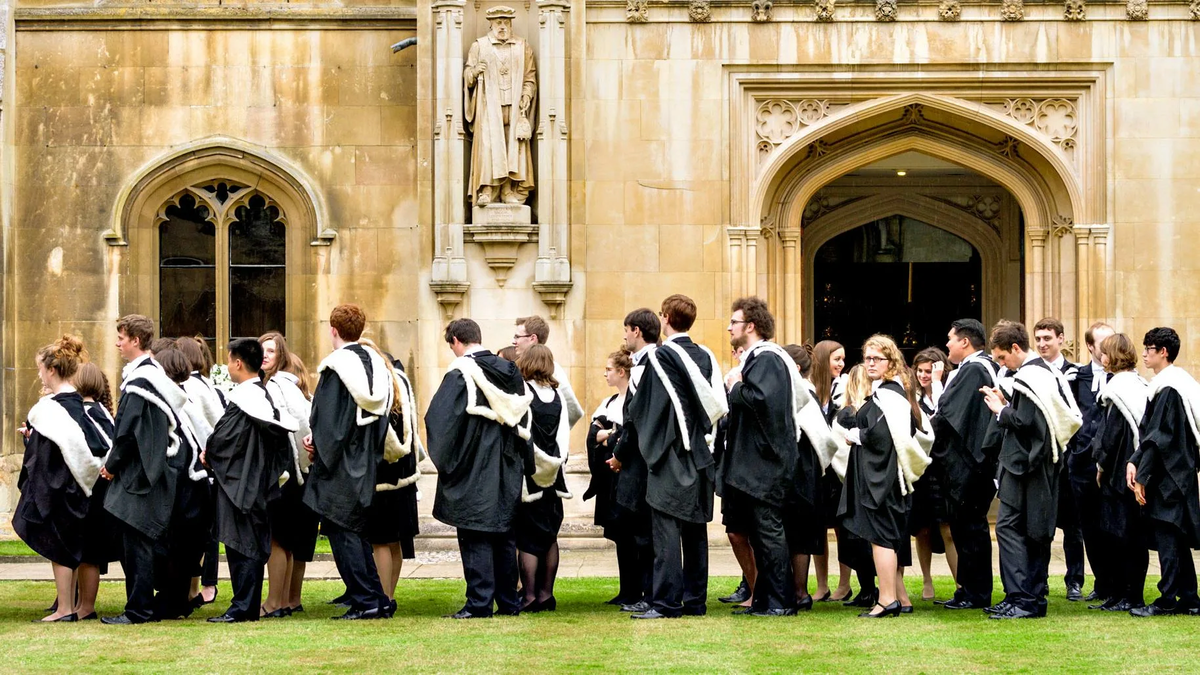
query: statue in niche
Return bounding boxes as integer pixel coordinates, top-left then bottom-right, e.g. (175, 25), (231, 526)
(464, 5), (537, 207)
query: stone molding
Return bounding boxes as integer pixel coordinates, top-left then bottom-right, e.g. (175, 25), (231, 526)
(579, 1), (1198, 22)
(14, 5), (416, 30)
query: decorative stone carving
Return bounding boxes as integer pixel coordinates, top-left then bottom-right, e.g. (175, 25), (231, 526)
(1063, 0), (1085, 20)
(1000, 0), (1024, 21)
(754, 99), (834, 164)
(996, 136), (1020, 159)
(901, 103), (925, 126)
(1191, 0), (1200, 20)
(626, 0), (649, 22)
(464, 205), (538, 287)
(1125, 0), (1148, 20)
(994, 98), (1078, 160)
(751, 0), (773, 21)
(927, 194), (1004, 234)
(431, 0), (470, 318)
(1051, 214), (1074, 238)
(802, 194), (868, 222)
(533, 0), (574, 312)
(938, 0), (961, 21)
(464, 6), (537, 207)
(431, 282), (470, 319)
(688, 0), (712, 22)
(874, 0), (897, 21)
(814, 0), (835, 22)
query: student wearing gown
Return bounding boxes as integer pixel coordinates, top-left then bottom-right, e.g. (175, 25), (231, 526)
(829, 364), (879, 609)
(931, 319), (1002, 611)
(714, 347), (755, 608)
(606, 309), (659, 614)
(303, 304), (395, 620)
(514, 345), (573, 613)
(203, 339), (295, 623)
(13, 335), (103, 622)
(101, 315), (188, 625)
(1128, 327), (1200, 616)
(1089, 333), (1149, 612)
(360, 341), (423, 605)
(74, 362), (121, 621)
(982, 320), (1082, 620)
(838, 335), (934, 618)
(425, 318), (532, 619)
(909, 348), (956, 602)
(584, 348), (632, 605)
(811, 340), (852, 604)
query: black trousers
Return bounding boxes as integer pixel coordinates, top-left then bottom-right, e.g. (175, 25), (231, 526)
(1057, 465), (1085, 587)
(1067, 450), (1113, 595)
(649, 508), (709, 616)
(201, 538), (220, 588)
(152, 540), (202, 620)
(614, 536), (651, 604)
(325, 522), (388, 611)
(946, 475), (996, 607)
(226, 547), (267, 620)
(996, 475), (1052, 613)
(747, 499), (792, 611)
(120, 523), (158, 622)
(1152, 520), (1198, 609)
(457, 528), (521, 616)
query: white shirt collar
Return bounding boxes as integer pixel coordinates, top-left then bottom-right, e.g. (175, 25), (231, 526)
(665, 332), (689, 343)
(121, 353), (154, 382)
(464, 345), (488, 356)
(632, 343), (655, 365)
(1022, 351), (1040, 367)
(1048, 353), (1066, 370)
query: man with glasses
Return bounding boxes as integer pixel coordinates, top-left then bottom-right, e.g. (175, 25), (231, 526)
(513, 315), (583, 427)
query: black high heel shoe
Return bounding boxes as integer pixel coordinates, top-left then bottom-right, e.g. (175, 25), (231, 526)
(525, 597), (557, 613)
(858, 601), (902, 618)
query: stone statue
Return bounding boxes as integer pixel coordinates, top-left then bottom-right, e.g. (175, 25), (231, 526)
(464, 6), (537, 206)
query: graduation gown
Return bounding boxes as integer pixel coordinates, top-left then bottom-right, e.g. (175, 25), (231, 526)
(1133, 381), (1200, 547)
(515, 384), (570, 555)
(80, 401), (122, 566)
(625, 336), (723, 524)
(584, 393), (623, 534)
(930, 355), (1001, 513)
(12, 392), (108, 568)
(724, 344), (798, 508)
(612, 354), (652, 518)
(207, 380), (296, 559)
(304, 343), (393, 532)
(366, 360), (423, 552)
(425, 349), (531, 534)
(1092, 398), (1143, 540)
(105, 359), (186, 540)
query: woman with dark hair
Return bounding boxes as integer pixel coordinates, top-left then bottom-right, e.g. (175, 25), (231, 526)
(72, 362), (120, 620)
(258, 332), (315, 618)
(910, 347), (957, 602)
(13, 335), (102, 622)
(515, 344), (571, 612)
(586, 347), (634, 605)
(810, 339), (851, 602)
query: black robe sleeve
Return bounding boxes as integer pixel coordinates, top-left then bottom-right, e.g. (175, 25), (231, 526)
(207, 405), (291, 558)
(103, 393), (177, 540)
(993, 388), (1058, 542)
(583, 404), (616, 502)
(931, 363), (996, 478)
(1135, 389), (1200, 543)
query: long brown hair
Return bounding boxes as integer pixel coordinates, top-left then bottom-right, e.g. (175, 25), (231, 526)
(74, 362), (114, 415)
(811, 340), (844, 408)
(518, 344), (558, 388)
(258, 331), (294, 382)
(358, 338), (404, 415)
(285, 353), (314, 399)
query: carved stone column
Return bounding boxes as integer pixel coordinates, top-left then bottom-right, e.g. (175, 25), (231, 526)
(780, 231), (799, 342)
(1089, 224), (1109, 321)
(1073, 223), (1091, 340)
(1028, 228), (1048, 323)
(430, 0), (470, 319)
(727, 227), (746, 300)
(532, 0), (573, 318)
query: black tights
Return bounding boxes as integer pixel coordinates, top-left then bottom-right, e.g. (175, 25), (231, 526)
(519, 543), (560, 606)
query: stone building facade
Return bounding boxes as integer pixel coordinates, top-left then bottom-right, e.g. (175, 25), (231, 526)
(0, 0), (1198, 534)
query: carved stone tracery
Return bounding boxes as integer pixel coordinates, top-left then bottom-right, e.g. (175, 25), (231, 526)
(992, 98), (1078, 163)
(755, 99), (836, 166)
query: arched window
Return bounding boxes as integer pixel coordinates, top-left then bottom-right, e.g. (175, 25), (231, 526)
(157, 181), (287, 349)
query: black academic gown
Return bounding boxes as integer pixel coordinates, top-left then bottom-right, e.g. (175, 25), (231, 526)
(81, 401), (122, 567)
(12, 392), (109, 568)
(516, 389), (567, 555)
(304, 345), (390, 533)
(584, 394), (622, 536)
(930, 358), (1001, 515)
(1092, 402), (1142, 540)
(105, 362), (179, 541)
(724, 346), (797, 508)
(207, 383), (292, 560)
(626, 338), (716, 524)
(425, 351), (527, 534)
(1134, 388), (1200, 548)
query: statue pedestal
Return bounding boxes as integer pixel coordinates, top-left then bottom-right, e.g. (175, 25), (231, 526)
(464, 204), (538, 287)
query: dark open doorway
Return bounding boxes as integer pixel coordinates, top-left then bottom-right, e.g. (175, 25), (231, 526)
(813, 215), (982, 362)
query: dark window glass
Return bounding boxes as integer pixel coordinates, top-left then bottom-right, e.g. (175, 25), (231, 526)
(160, 194), (216, 349)
(229, 194), (286, 339)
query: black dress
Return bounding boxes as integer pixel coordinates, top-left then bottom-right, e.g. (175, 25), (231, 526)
(13, 392), (107, 568)
(515, 387), (567, 556)
(907, 397), (946, 553)
(819, 399), (844, 530)
(1093, 402), (1142, 542)
(80, 401), (122, 571)
(363, 359), (421, 558)
(584, 393), (623, 540)
(838, 381), (914, 567)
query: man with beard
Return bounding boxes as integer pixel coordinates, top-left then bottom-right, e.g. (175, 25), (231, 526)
(426, 318), (532, 619)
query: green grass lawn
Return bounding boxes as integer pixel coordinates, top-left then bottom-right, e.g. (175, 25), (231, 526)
(1, 577), (1199, 672)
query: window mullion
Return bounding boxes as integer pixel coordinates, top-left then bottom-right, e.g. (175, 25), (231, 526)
(216, 218), (231, 349)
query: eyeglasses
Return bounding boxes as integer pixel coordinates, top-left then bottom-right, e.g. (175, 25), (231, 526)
(513, 333), (533, 341)
(728, 320), (747, 327)
(863, 356), (889, 364)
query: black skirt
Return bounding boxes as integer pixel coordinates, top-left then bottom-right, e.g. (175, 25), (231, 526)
(837, 400), (913, 567)
(364, 485), (420, 558)
(720, 486), (756, 535)
(79, 477), (122, 571)
(269, 476), (322, 561)
(784, 498), (827, 555)
(515, 491), (564, 556)
(819, 471), (843, 529)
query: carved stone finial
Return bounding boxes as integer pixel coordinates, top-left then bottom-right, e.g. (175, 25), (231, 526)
(751, 0), (773, 21)
(1000, 0), (1024, 21)
(874, 0), (898, 21)
(1191, 0), (1200, 20)
(688, 0), (712, 21)
(1063, 0), (1085, 20)
(1125, 0), (1148, 20)
(938, 0), (961, 21)
(814, 0), (835, 22)
(626, 0), (649, 22)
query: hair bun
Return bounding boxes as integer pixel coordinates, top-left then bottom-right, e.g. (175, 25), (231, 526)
(55, 334), (86, 361)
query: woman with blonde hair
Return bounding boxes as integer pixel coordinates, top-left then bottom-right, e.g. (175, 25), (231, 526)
(838, 335), (934, 617)
(515, 344), (571, 612)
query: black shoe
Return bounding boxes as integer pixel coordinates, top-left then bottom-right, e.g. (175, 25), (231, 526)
(1130, 603), (1178, 617)
(900, 605), (914, 614)
(719, 580), (751, 604)
(605, 595), (625, 606)
(858, 601), (901, 618)
(794, 596), (814, 612)
(932, 599), (949, 606)
(207, 613), (254, 624)
(1084, 590), (1104, 602)
(382, 600), (398, 618)
(845, 590), (877, 608)
(101, 613), (154, 625)
(445, 609), (492, 619)
(327, 593), (351, 607)
(261, 608), (291, 619)
(631, 609), (679, 620)
(79, 612), (98, 621)
(620, 600), (650, 613)
(524, 597), (557, 614)
(984, 601), (1012, 615)
(731, 606), (755, 615)
(290, 604), (305, 614)
(191, 588), (218, 609)
(812, 590), (832, 603)
(1066, 582), (1083, 602)
(943, 598), (985, 610)
(748, 608), (797, 617)
(989, 604), (1040, 620)
(1102, 599), (1134, 612)
(33, 613), (77, 623)
(682, 607), (707, 616)
(333, 607), (384, 620)
(1090, 598), (1117, 610)
(45, 599), (59, 614)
